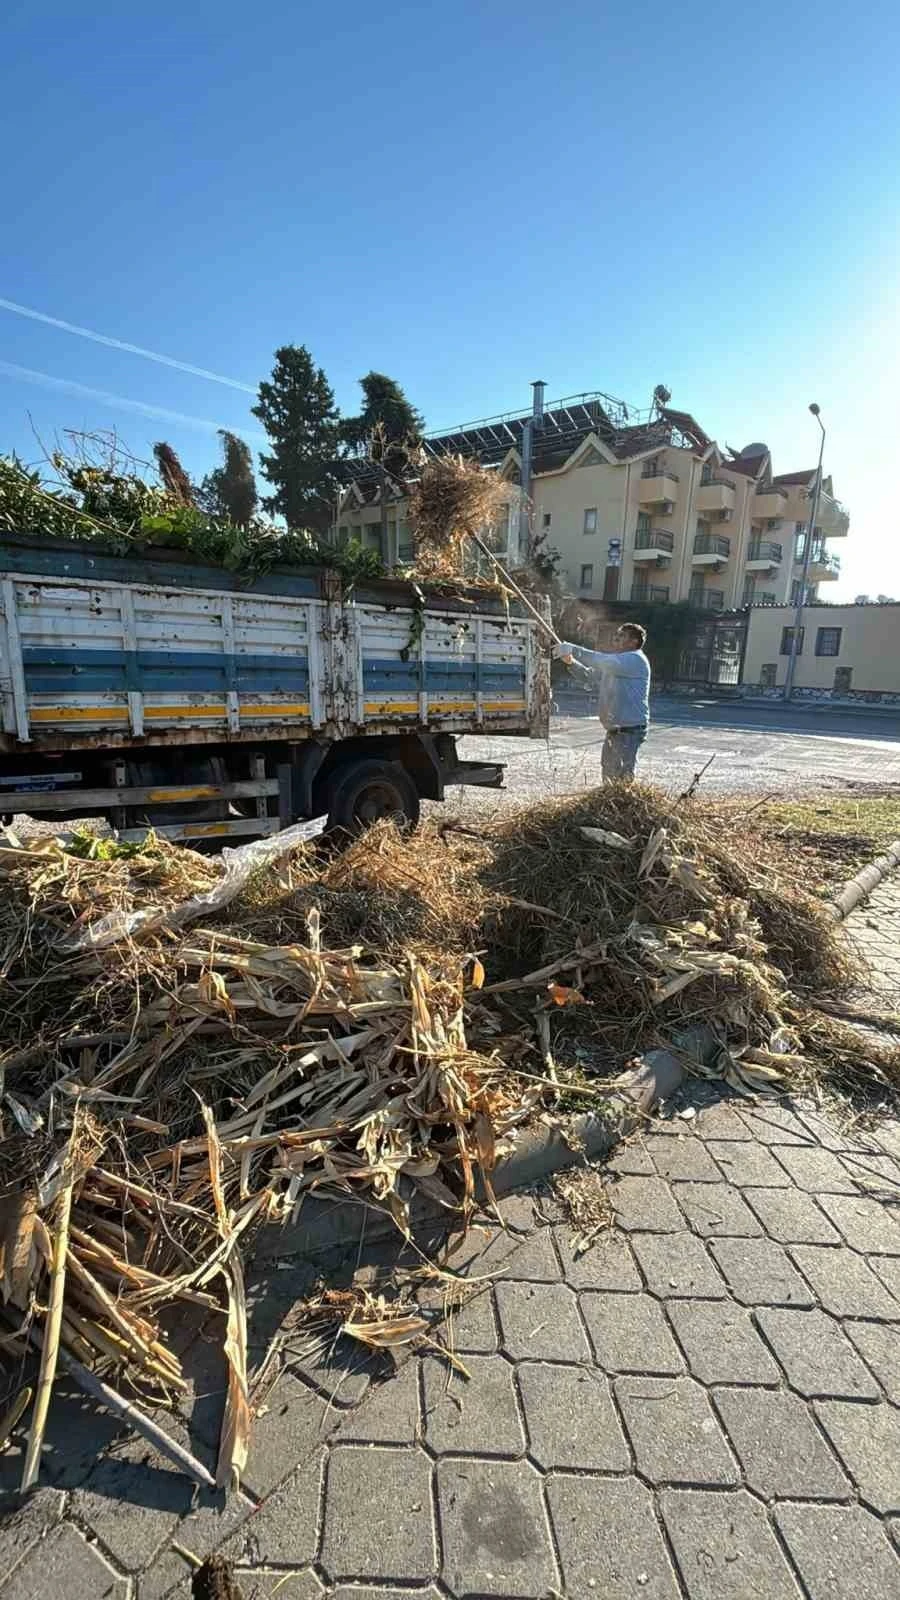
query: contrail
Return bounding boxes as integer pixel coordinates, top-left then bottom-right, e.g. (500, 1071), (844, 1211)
(0, 297), (257, 394)
(0, 360), (265, 441)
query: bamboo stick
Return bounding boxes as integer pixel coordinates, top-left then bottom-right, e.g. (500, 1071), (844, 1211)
(20, 1151), (76, 1490)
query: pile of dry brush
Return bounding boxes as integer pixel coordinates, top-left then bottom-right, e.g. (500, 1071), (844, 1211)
(0, 785), (895, 1493)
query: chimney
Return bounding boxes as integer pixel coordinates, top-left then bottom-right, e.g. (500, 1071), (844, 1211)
(532, 380), (546, 425)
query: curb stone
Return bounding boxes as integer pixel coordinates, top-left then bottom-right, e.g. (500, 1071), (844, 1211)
(829, 838), (900, 920)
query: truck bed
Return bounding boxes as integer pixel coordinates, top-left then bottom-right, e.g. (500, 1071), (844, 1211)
(0, 536), (548, 754)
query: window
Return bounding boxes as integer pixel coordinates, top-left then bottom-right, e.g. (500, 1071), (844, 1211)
(701, 464), (713, 485)
(816, 626), (842, 657)
(790, 579), (803, 606)
(780, 625), (804, 655)
(583, 508), (598, 535)
(795, 522), (805, 535)
(542, 511), (552, 529)
(580, 564), (594, 589)
(834, 666), (853, 693)
(794, 531), (807, 563)
(760, 663), (777, 688)
(636, 511), (652, 535)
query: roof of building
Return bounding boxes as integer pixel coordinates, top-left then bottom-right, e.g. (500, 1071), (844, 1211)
(772, 469), (815, 485)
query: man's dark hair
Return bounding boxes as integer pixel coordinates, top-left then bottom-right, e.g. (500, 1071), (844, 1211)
(619, 622), (647, 648)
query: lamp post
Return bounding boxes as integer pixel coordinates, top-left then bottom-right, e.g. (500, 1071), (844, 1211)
(783, 403), (826, 702)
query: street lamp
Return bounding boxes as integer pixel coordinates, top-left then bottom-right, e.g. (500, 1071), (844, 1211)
(783, 403), (826, 701)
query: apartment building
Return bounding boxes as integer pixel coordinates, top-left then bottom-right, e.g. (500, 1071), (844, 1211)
(335, 384), (850, 611)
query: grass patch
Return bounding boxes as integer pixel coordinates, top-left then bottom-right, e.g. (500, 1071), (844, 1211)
(748, 796), (900, 892)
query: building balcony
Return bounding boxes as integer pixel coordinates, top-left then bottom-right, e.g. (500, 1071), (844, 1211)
(752, 487), (788, 520)
(695, 478), (736, 517)
(816, 494), (850, 537)
(746, 539), (783, 571)
(638, 468), (680, 508)
(633, 527), (675, 561)
(809, 548), (841, 581)
(631, 582), (670, 604)
(689, 587), (726, 612)
(692, 532), (731, 565)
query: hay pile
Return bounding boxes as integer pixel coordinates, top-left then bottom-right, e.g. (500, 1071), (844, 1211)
(408, 454), (509, 577)
(0, 786), (895, 1494)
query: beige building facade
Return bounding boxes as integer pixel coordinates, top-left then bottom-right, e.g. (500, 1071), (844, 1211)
(335, 387), (850, 614)
(742, 603), (900, 703)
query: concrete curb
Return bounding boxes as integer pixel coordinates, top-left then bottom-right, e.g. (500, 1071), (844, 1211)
(828, 838), (900, 921)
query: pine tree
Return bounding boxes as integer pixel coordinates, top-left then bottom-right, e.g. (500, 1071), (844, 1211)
(343, 372), (424, 478)
(251, 346), (344, 533)
(200, 431), (258, 526)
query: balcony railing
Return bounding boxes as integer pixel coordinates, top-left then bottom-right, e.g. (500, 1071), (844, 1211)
(631, 584), (670, 604)
(812, 550), (841, 577)
(699, 473), (736, 490)
(634, 528), (675, 552)
(748, 540), (783, 563)
(693, 532), (731, 557)
(641, 465), (680, 482)
(690, 588), (726, 611)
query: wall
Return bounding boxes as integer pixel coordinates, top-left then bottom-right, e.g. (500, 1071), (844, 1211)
(742, 604), (900, 700)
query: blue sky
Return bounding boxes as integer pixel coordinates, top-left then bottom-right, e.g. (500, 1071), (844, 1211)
(3, 0), (900, 598)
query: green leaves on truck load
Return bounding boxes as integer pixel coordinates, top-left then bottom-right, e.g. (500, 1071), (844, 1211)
(0, 453), (383, 584)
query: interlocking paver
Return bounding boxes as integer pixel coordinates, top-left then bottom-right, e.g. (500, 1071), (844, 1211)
(443, 1286), (499, 1352)
(709, 1235), (814, 1306)
(712, 1385), (851, 1499)
(0, 1489), (65, 1580)
(790, 1243), (900, 1318)
(335, 1357), (419, 1444)
(436, 1457), (558, 1598)
(609, 1174), (683, 1231)
(556, 1229), (642, 1291)
(244, 1372), (333, 1497)
(3, 1522), (127, 1600)
(815, 1400), (900, 1514)
(421, 1352), (525, 1456)
(580, 1290), (683, 1374)
(755, 1307), (881, 1398)
(839, 1148), (900, 1195)
(744, 1185), (841, 1243)
(614, 1375), (739, 1485)
(332, 1589), (442, 1600)
(816, 1190), (900, 1254)
(776, 1501), (900, 1600)
(546, 1475), (680, 1599)
(666, 1298), (780, 1385)
(694, 1099), (754, 1139)
(648, 1133), (721, 1182)
(236, 1573), (323, 1600)
(518, 1361), (630, 1469)
(845, 1319), (900, 1403)
(223, 1456), (322, 1568)
(71, 1441), (195, 1574)
(871, 1254), (900, 1302)
(661, 1488), (800, 1600)
(738, 1104), (813, 1145)
(771, 1144), (860, 1193)
(707, 1137), (792, 1187)
(494, 1278), (589, 1361)
(489, 1224), (561, 1281)
(320, 1445), (435, 1583)
(631, 1229), (728, 1298)
(673, 1180), (763, 1237)
(608, 1139), (656, 1174)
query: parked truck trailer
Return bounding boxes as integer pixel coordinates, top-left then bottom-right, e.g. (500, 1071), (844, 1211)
(0, 535), (550, 843)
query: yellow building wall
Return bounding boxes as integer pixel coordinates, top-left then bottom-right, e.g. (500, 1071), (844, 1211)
(743, 605), (900, 698)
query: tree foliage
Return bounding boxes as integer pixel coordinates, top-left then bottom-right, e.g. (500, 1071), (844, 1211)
(252, 346), (344, 533)
(343, 371), (424, 480)
(200, 431), (258, 526)
(153, 442), (195, 506)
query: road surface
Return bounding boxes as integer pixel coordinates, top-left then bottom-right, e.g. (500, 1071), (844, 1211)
(457, 698), (900, 809)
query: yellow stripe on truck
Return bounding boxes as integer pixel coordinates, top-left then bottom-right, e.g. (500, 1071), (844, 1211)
(29, 705), (130, 722)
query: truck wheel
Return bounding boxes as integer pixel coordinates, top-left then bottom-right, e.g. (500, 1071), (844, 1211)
(323, 759), (420, 833)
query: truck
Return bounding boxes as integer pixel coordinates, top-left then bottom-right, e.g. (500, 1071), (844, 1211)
(0, 533), (550, 844)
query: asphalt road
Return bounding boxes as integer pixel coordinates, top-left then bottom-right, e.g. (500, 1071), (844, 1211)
(457, 697), (900, 809)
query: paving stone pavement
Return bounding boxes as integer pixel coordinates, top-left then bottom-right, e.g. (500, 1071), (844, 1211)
(2, 887), (900, 1598)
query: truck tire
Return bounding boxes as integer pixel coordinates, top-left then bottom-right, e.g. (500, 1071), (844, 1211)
(323, 758), (420, 833)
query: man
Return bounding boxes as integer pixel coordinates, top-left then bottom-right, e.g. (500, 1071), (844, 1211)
(557, 622), (651, 783)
